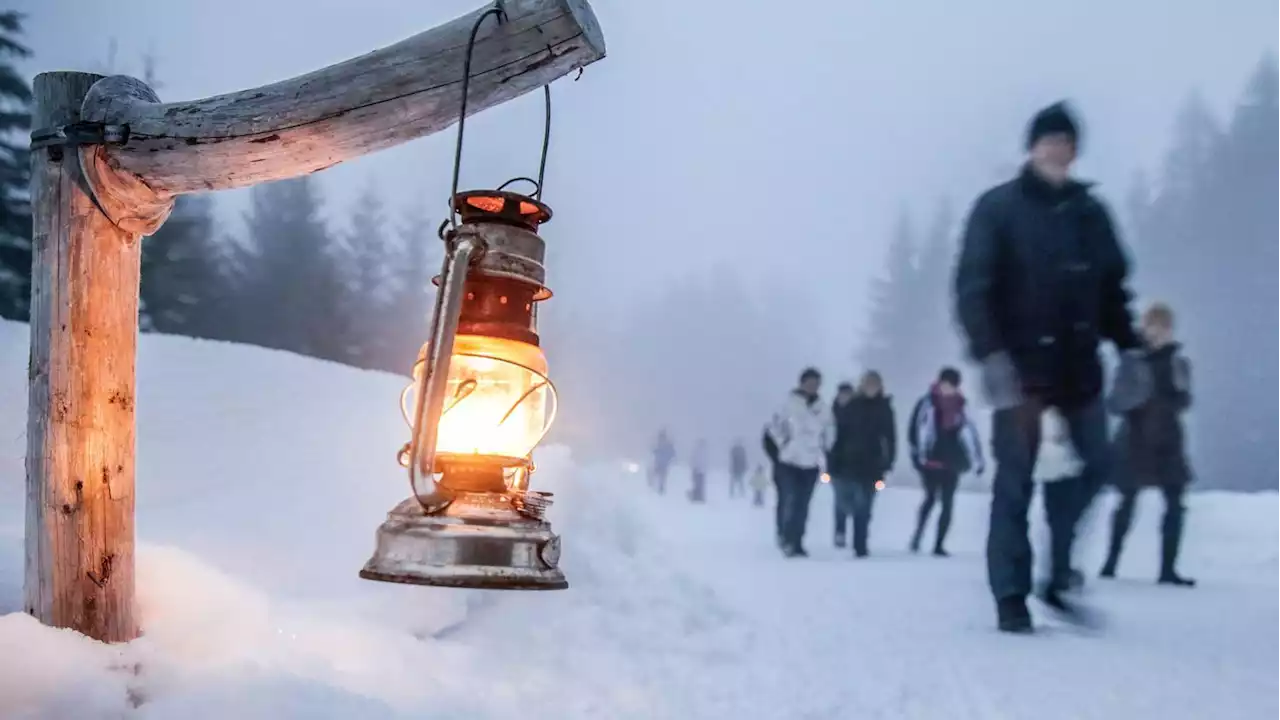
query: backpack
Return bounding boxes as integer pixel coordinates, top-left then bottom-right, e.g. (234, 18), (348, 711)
(761, 428), (779, 464)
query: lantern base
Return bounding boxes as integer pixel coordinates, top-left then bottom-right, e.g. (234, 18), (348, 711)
(359, 493), (567, 591)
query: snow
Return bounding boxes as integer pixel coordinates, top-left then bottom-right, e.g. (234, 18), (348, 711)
(1, 320), (1276, 719)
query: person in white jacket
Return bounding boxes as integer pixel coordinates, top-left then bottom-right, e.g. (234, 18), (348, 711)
(767, 367), (836, 557)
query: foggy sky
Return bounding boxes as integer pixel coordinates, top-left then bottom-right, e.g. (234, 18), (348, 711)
(16, 0), (1278, 380)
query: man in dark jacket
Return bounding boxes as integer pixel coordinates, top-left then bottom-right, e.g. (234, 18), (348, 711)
(908, 367), (983, 557)
(954, 101), (1144, 633)
(830, 372), (896, 557)
(1101, 303), (1196, 586)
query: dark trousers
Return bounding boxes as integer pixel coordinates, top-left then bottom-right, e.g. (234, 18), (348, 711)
(911, 468), (959, 551)
(771, 463), (785, 540)
(833, 477), (877, 553)
(729, 471), (746, 498)
(987, 399), (1110, 600)
(1103, 483), (1187, 576)
(776, 462), (820, 549)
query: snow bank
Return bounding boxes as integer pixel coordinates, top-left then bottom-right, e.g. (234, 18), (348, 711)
(0, 322), (571, 718)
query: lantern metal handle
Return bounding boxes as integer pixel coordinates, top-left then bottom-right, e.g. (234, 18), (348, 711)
(407, 234), (482, 511)
(447, 4), (554, 234)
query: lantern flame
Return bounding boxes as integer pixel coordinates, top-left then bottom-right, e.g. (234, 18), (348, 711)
(404, 334), (556, 466)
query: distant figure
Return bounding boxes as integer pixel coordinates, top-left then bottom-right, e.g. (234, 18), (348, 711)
(954, 101), (1143, 632)
(767, 367), (836, 558)
(829, 371), (896, 557)
(1101, 303), (1196, 587)
(750, 463), (769, 507)
(729, 439), (749, 499)
(908, 367), (984, 558)
(652, 429), (676, 495)
(689, 439), (709, 503)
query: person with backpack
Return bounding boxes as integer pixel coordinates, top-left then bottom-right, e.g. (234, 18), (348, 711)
(907, 367), (984, 557)
(1100, 303), (1196, 587)
(829, 372), (896, 557)
(766, 367), (836, 558)
(954, 101), (1144, 632)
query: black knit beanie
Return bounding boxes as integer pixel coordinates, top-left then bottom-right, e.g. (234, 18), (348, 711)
(938, 367), (962, 387)
(1026, 101), (1080, 151)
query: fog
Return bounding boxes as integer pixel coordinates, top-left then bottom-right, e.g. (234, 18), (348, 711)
(12, 0), (1277, 481)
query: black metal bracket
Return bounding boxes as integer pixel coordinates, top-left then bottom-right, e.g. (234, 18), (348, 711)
(29, 122), (128, 151)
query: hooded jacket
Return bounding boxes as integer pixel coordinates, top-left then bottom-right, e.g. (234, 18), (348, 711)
(767, 389), (836, 470)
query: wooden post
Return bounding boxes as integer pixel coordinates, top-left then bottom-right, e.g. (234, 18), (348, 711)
(23, 0), (604, 643)
(25, 72), (149, 642)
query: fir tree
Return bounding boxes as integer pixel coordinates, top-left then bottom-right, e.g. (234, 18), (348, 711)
(860, 210), (920, 395)
(0, 11), (33, 321)
(140, 194), (231, 337)
(236, 176), (349, 362)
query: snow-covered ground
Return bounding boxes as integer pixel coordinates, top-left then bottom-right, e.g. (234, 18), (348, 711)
(1, 321), (1276, 719)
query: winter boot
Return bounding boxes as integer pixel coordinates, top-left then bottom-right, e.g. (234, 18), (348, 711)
(1099, 559), (1117, 579)
(1067, 568), (1086, 590)
(833, 530), (847, 549)
(996, 597), (1033, 634)
(1037, 585), (1102, 628)
(932, 546), (950, 558)
(1158, 573), (1197, 587)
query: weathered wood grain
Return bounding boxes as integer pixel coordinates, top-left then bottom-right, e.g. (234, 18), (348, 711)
(27, 71), (140, 643)
(78, 0), (605, 223)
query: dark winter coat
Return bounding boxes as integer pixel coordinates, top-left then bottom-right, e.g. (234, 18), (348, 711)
(908, 389), (984, 475)
(1113, 343), (1193, 489)
(828, 394), (897, 480)
(955, 165), (1141, 408)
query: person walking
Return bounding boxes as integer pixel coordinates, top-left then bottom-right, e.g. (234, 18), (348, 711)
(954, 101), (1145, 632)
(750, 463), (769, 507)
(651, 429), (676, 495)
(830, 372), (896, 557)
(1100, 303), (1196, 586)
(766, 367), (835, 558)
(689, 439), (709, 503)
(729, 439), (749, 499)
(908, 367), (984, 557)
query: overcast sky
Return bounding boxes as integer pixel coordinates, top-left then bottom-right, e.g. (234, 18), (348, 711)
(14, 0), (1278, 377)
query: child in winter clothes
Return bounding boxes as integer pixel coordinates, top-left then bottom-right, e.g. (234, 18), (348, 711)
(1101, 303), (1196, 586)
(750, 464), (769, 507)
(689, 439), (709, 503)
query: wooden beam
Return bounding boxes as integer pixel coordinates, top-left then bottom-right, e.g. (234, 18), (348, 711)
(26, 71), (141, 643)
(78, 0), (605, 227)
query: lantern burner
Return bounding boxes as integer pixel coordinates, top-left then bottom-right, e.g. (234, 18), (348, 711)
(452, 190), (552, 232)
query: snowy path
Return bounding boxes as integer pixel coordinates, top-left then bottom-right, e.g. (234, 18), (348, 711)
(466, 463), (1279, 720)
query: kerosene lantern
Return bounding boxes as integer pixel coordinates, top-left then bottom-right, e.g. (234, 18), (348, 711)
(360, 7), (568, 590)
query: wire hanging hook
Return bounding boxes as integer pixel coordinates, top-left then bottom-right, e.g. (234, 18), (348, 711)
(448, 5), (555, 232)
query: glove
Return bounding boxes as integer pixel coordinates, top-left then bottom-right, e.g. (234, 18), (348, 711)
(980, 351), (1023, 410)
(1106, 349), (1153, 415)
